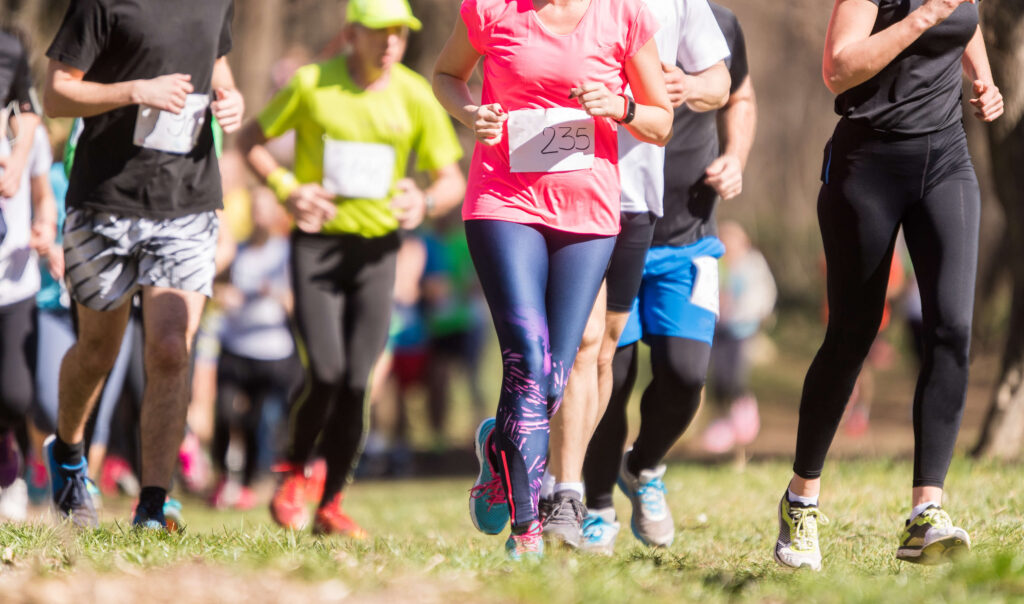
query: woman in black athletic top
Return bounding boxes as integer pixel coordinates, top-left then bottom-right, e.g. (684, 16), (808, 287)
(773, 0), (1003, 571)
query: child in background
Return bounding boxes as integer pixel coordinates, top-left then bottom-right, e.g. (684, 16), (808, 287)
(703, 221), (776, 454)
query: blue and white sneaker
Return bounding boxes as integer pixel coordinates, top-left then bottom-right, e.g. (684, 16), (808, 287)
(469, 418), (509, 535)
(617, 450), (674, 547)
(44, 435), (99, 529)
(581, 508), (620, 555)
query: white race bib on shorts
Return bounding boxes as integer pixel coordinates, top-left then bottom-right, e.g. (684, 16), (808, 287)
(322, 139), (396, 199)
(507, 108), (595, 173)
(133, 93), (210, 154)
(691, 256), (720, 315)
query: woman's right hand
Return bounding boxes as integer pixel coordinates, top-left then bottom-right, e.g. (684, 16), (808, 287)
(472, 103), (507, 146)
(285, 184), (337, 233)
(920, 0), (975, 26)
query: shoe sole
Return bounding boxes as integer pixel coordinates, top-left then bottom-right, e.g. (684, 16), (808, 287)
(469, 418), (507, 535)
(773, 547), (822, 572)
(897, 534), (970, 565)
(541, 526), (580, 549)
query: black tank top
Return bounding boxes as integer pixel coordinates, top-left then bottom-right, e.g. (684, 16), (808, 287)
(834, 0), (977, 135)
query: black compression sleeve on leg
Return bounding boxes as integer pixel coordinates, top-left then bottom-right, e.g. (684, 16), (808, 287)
(583, 342), (638, 510)
(628, 336), (711, 475)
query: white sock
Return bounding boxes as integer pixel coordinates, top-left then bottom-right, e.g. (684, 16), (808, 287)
(554, 482), (584, 500)
(540, 470), (556, 499)
(910, 501), (940, 520)
(787, 489), (818, 507)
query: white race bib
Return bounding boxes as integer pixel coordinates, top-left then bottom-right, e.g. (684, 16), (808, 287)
(507, 108), (595, 173)
(133, 93), (210, 154)
(322, 139), (396, 199)
(691, 256), (720, 316)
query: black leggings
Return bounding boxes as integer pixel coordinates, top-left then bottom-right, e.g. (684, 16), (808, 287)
(794, 119), (979, 488)
(286, 231), (398, 506)
(583, 336), (710, 510)
(0, 297), (36, 431)
(213, 350), (299, 486)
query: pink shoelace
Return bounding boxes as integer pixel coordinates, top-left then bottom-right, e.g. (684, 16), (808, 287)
(470, 475), (508, 510)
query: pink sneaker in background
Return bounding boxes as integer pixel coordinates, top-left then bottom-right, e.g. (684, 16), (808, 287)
(702, 418), (736, 454)
(730, 395), (761, 446)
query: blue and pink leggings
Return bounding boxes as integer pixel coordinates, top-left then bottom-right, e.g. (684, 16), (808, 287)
(465, 219), (615, 529)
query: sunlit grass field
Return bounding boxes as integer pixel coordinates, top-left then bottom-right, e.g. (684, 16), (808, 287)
(2, 457), (1024, 603)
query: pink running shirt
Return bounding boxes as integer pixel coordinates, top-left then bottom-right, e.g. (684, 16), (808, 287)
(461, 0), (659, 235)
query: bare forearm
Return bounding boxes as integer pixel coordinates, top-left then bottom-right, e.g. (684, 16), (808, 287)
(44, 75), (139, 118)
(425, 164), (466, 218)
(719, 81), (757, 168)
(961, 26), (993, 83)
(621, 102), (674, 146)
(237, 120), (278, 182)
(432, 73), (479, 129)
(211, 57), (237, 91)
(683, 63), (731, 113)
(9, 112), (39, 165)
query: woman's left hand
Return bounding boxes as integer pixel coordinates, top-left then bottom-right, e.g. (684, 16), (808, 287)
(570, 82), (625, 120)
(970, 80), (1003, 122)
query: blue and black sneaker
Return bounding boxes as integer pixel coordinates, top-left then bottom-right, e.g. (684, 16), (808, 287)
(133, 500), (168, 530)
(44, 435), (99, 529)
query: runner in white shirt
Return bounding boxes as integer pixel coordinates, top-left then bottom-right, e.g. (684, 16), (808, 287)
(541, 0), (731, 548)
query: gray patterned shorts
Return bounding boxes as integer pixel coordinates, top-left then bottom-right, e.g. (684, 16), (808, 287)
(63, 208), (219, 311)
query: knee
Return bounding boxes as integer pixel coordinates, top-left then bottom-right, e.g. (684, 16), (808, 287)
(307, 358), (346, 392)
(927, 322), (971, 366)
(144, 333), (191, 377)
(821, 322), (878, 365)
(71, 336), (122, 377)
(662, 354), (708, 394)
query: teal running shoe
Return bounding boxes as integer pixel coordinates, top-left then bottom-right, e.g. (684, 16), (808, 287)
(469, 418), (509, 535)
(44, 435), (99, 529)
(505, 520), (544, 560)
(617, 450), (673, 547)
(580, 508), (620, 555)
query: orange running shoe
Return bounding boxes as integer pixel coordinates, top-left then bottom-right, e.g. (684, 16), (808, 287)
(269, 462), (310, 530)
(306, 458), (327, 504)
(313, 493), (367, 539)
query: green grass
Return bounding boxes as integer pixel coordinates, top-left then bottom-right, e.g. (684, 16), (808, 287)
(3, 458), (1024, 602)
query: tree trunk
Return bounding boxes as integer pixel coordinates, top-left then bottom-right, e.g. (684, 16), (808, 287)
(972, 0), (1024, 458)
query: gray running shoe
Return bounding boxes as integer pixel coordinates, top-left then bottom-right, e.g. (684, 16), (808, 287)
(541, 490), (587, 549)
(617, 451), (674, 547)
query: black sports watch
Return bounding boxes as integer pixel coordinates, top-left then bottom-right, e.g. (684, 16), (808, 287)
(617, 94), (636, 124)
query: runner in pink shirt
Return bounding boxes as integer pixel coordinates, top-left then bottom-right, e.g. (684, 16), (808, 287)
(433, 0), (672, 559)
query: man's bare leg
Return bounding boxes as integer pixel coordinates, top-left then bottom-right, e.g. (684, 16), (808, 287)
(51, 301), (131, 526)
(548, 284), (606, 487)
(139, 287), (207, 491)
(57, 303), (132, 445)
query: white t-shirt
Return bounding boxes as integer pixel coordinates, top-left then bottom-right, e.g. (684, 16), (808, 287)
(618, 0), (730, 216)
(0, 125), (52, 306)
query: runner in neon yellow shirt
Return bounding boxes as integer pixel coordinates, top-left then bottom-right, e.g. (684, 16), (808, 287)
(238, 0), (465, 537)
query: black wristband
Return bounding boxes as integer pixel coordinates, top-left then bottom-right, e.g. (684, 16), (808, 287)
(617, 94), (636, 124)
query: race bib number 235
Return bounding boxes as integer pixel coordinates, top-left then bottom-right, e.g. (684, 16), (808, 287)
(507, 108), (595, 173)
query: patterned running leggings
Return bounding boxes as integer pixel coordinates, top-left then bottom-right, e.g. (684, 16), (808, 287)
(465, 219), (615, 528)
